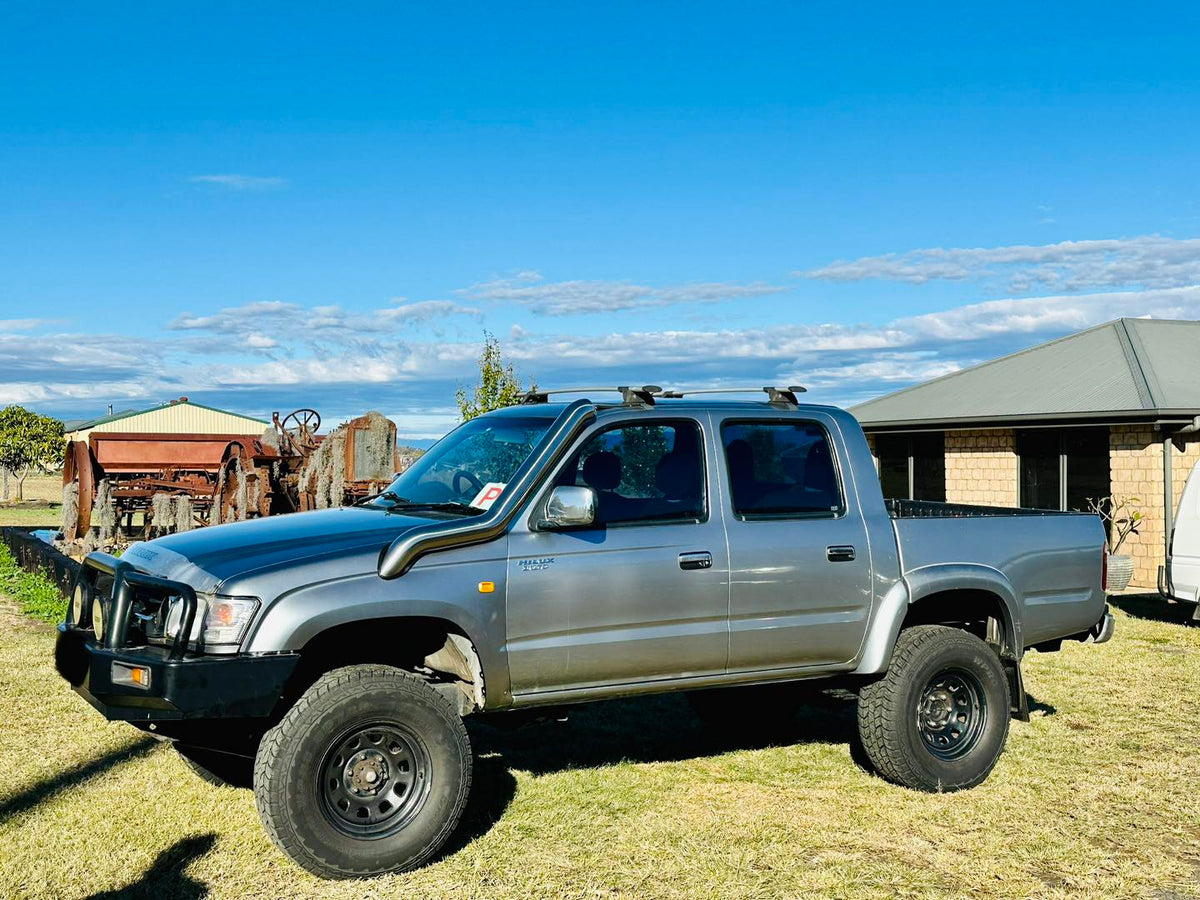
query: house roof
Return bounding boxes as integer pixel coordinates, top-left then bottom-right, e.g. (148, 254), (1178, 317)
(851, 318), (1200, 429)
(67, 399), (269, 432)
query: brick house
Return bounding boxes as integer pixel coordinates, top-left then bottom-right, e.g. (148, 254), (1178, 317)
(851, 318), (1200, 589)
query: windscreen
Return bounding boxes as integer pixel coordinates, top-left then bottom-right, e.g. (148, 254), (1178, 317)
(368, 415), (553, 512)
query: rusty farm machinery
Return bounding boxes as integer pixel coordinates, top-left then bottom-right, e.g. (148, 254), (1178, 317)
(61, 409), (404, 546)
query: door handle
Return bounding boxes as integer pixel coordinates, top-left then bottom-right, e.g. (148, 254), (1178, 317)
(826, 545), (856, 562)
(679, 551), (713, 571)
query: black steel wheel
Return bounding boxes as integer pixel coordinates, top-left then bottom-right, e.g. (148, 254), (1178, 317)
(254, 665), (472, 879)
(917, 667), (987, 760)
(857, 625), (1010, 792)
(319, 723), (432, 838)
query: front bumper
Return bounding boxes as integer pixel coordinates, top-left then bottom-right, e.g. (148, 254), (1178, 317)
(55, 624), (299, 721)
(55, 550), (298, 722)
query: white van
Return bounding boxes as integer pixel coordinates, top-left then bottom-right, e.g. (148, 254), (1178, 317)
(1161, 458), (1200, 620)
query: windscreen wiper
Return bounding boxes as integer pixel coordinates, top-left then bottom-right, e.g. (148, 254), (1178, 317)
(356, 490), (407, 507)
(358, 492), (484, 515)
(384, 499), (485, 515)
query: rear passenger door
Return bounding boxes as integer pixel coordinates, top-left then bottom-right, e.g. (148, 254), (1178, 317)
(720, 416), (873, 671)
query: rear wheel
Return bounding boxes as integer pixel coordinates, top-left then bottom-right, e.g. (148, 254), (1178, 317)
(253, 664), (472, 879)
(856, 625), (1010, 792)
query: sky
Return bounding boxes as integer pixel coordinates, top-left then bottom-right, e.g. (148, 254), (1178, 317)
(2, 3), (1200, 439)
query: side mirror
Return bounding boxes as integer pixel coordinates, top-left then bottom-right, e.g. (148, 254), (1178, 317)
(541, 485), (597, 529)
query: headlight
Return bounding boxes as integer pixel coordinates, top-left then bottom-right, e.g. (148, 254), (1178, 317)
(163, 594), (259, 651)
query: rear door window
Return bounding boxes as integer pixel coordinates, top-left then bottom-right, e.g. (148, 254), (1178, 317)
(721, 421), (843, 518)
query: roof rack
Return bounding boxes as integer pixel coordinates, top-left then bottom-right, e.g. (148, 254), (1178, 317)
(521, 385), (662, 407)
(655, 385), (807, 408)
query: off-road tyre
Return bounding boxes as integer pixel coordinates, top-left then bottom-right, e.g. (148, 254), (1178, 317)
(253, 664), (472, 879)
(857, 625), (1010, 792)
(176, 745), (254, 788)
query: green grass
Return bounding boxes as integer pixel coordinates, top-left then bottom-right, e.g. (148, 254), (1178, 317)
(0, 473), (63, 528)
(0, 505), (62, 528)
(0, 544), (66, 623)
(0, 594), (1197, 899)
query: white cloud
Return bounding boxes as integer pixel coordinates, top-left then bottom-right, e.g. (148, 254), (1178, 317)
(12, 284), (1200, 427)
(461, 271), (784, 315)
(802, 236), (1200, 293)
(0, 318), (52, 331)
(375, 299), (483, 323)
(189, 174), (289, 191)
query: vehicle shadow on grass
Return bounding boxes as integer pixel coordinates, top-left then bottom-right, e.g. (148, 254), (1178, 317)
(469, 687), (864, 778)
(0, 736), (159, 822)
(86, 833), (217, 900)
(436, 752), (519, 859)
(1109, 592), (1197, 627)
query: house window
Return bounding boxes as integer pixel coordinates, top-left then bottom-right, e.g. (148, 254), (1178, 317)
(1018, 427), (1110, 511)
(874, 433), (946, 502)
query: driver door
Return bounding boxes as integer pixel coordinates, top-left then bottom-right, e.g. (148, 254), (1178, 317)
(505, 416), (730, 695)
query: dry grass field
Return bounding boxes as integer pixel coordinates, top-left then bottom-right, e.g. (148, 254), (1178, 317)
(0, 590), (1197, 899)
(0, 475), (63, 529)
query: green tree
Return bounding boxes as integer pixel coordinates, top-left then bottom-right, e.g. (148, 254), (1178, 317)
(0, 406), (64, 501)
(456, 331), (533, 422)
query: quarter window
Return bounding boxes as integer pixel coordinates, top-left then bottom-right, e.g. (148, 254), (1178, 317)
(559, 421), (706, 526)
(721, 421), (843, 518)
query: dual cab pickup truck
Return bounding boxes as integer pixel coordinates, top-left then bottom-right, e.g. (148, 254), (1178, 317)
(55, 386), (1114, 879)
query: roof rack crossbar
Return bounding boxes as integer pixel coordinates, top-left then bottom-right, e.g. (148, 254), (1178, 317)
(521, 385), (662, 407)
(655, 385), (807, 408)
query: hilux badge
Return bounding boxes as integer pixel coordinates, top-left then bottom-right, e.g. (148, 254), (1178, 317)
(518, 557), (555, 572)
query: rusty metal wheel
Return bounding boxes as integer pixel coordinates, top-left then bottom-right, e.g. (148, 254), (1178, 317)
(62, 440), (97, 541)
(212, 441), (270, 523)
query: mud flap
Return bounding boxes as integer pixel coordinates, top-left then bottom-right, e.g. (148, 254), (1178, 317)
(1003, 658), (1030, 722)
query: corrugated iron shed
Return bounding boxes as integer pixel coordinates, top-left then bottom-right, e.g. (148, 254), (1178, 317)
(65, 398), (268, 443)
(851, 318), (1200, 429)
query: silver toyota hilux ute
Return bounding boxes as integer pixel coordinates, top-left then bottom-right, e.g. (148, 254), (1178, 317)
(55, 387), (1115, 879)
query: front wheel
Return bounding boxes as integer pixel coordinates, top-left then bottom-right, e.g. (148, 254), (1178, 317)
(253, 664), (472, 879)
(856, 625), (1010, 792)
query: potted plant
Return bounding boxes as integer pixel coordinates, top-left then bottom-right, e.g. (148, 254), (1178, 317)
(1086, 495), (1142, 592)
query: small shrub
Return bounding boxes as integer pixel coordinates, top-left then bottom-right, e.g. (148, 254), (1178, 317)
(0, 544), (67, 623)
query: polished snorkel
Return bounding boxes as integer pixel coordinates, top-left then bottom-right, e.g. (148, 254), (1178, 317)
(377, 399), (596, 579)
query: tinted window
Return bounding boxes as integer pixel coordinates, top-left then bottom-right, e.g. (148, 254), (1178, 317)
(874, 432), (945, 501)
(1019, 430), (1060, 509)
(1064, 429), (1110, 512)
(875, 434), (910, 500)
(911, 432), (946, 502)
(722, 421), (842, 517)
(1019, 427), (1110, 512)
(561, 421), (705, 526)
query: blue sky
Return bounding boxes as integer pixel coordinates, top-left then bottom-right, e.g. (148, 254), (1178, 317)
(2, 3), (1200, 438)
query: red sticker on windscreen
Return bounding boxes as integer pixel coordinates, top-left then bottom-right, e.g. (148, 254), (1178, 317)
(470, 482), (506, 510)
